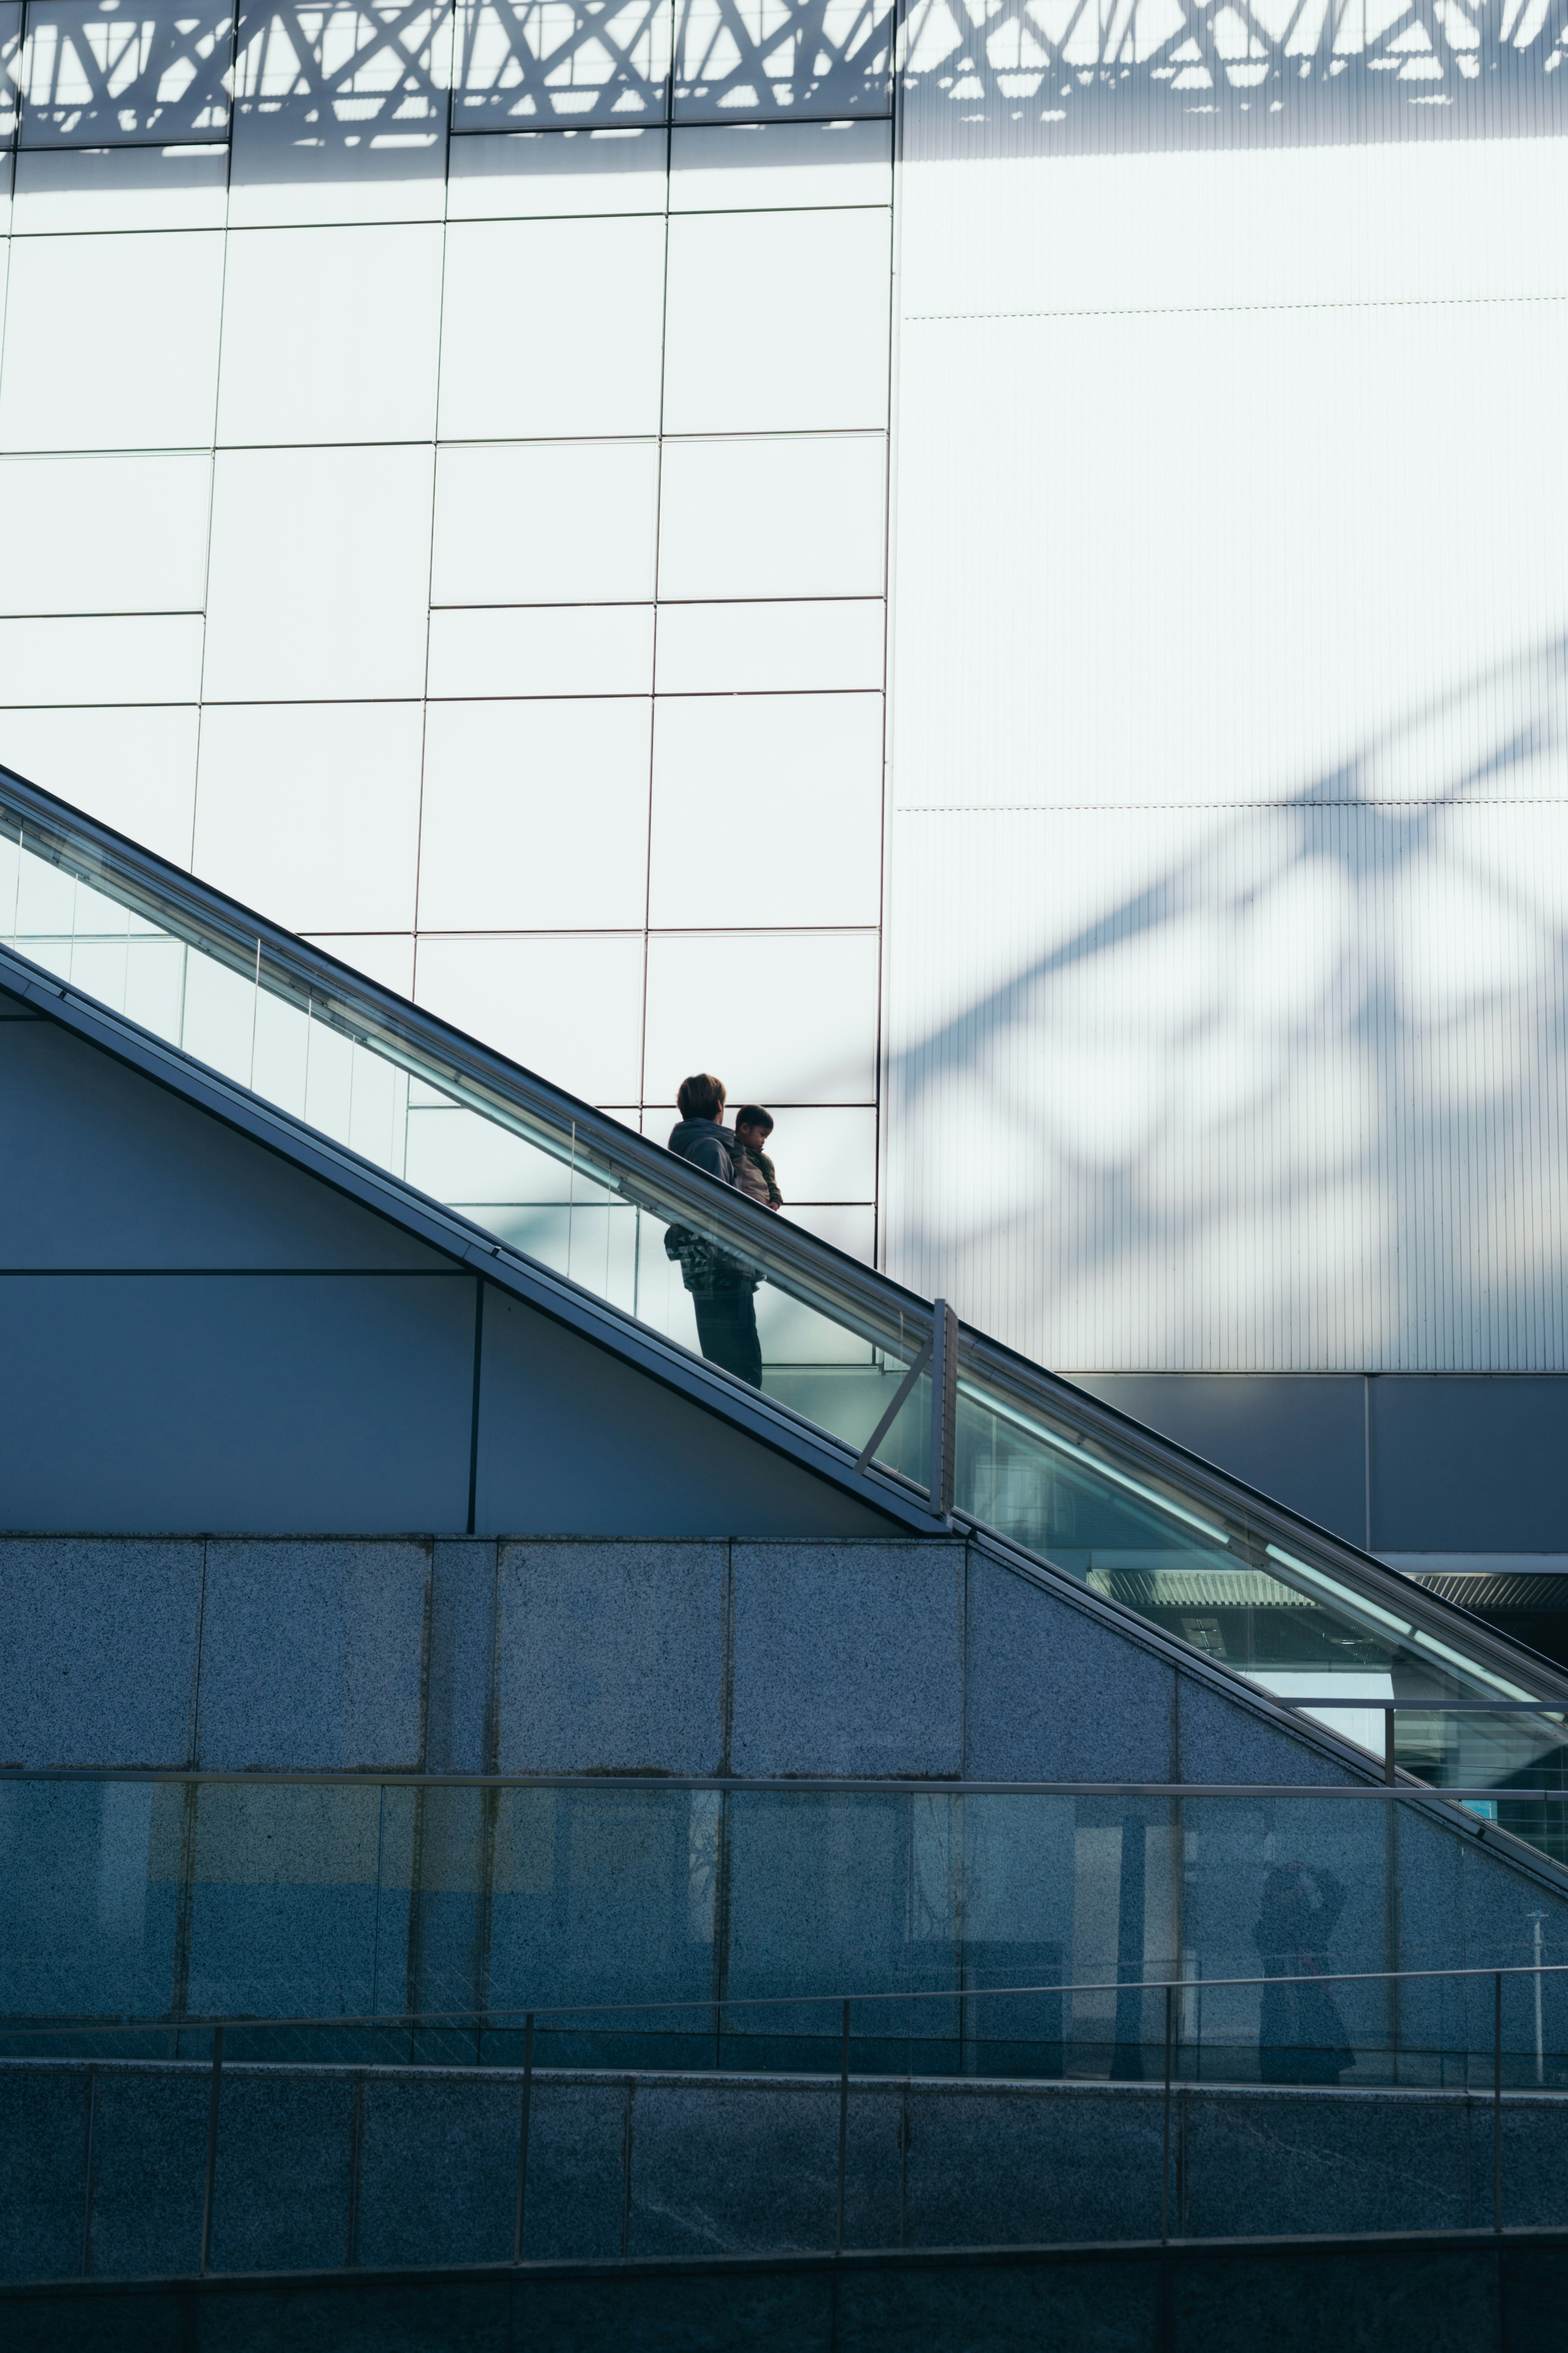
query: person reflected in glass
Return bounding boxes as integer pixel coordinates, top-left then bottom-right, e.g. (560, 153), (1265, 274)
(732, 1106), (783, 1213)
(664, 1073), (763, 1388)
(1254, 1861), (1354, 2084)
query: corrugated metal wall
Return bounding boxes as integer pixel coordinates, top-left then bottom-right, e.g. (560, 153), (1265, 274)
(886, 799), (1568, 1368)
(884, 135), (1568, 1371)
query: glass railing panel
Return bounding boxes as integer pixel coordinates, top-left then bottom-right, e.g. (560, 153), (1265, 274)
(8, 1779), (1568, 2085)
(182, 1780), (414, 2023)
(124, 932), (188, 1038)
(250, 977), (311, 1117)
(0, 1778), (180, 2022)
(951, 1364), (1568, 1797)
(181, 943), (261, 1086)
(1394, 1709), (1568, 1797)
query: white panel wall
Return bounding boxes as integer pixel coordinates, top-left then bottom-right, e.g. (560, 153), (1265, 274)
(2, 4), (1560, 1372)
(885, 138), (1568, 1368)
(0, 44), (893, 1245)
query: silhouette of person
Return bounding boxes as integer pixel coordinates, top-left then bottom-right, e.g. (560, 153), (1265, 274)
(1253, 1861), (1355, 2084)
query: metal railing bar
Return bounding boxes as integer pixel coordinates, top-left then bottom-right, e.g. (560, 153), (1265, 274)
(1494, 1974), (1505, 2232)
(7, 1956), (1568, 2045)
(79, 2066), (96, 2279)
(1274, 1701), (1568, 1714)
(13, 2224), (1568, 2303)
(834, 2000), (851, 2256)
(512, 2013), (534, 2266)
(4, 1771), (1568, 1796)
(198, 2025), (223, 2278)
(853, 1334), (932, 1475)
(1161, 1987), (1173, 2246)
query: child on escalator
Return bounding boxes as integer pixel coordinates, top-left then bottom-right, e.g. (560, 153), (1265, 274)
(732, 1106), (783, 1213)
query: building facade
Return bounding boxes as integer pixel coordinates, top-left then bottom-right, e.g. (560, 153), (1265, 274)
(1, 0), (1566, 1563)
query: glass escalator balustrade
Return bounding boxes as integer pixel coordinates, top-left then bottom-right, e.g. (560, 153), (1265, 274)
(0, 812), (933, 1472)
(2, 792), (1566, 1832)
(953, 1375), (1568, 1820)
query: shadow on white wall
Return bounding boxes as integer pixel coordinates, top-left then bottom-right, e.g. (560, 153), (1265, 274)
(884, 637), (1568, 1373)
(4, 0), (1561, 158)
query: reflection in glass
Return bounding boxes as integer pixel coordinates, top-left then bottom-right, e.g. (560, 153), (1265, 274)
(4, 1778), (1568, 2094)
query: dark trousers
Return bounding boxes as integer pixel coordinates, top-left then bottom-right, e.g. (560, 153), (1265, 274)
(691, 1287), (763, 1387)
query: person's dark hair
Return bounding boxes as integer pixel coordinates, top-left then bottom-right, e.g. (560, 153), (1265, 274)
(677, 1072), (726, 1121)
(734, 1106), (773, 1135)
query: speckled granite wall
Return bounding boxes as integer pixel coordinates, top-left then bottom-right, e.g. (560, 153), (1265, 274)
(0, 1532), (1371, 1782)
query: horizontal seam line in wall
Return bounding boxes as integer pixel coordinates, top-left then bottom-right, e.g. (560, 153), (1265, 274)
(0, 689), (886, 708)
(0, 611), (205, 622)
(7, 135), (230, 150)
(895, 799), (1568, 812)
(5, 225), (233, 242)
(0, 446), (219, 460)
(0, 1268), (472, 1278)
(0, 204), (894, 238)
(454, 202), (892, 221)
(0, 429), (888, 459)
(55, 696), (425, 708)
(0, 691), (888, 710)
(2, 923), (880, 946)
(423, 687), (886, 702)
(0, 700), (203, 710)
(2, 111), (897, 156)
(429, 598), (886, 610)
(307, 1095), (869, 1104)
(906, 293), (1568, 322)
(413, 925), (880, 937)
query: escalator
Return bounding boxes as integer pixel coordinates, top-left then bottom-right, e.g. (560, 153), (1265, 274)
(2, 757), (1566, 1854)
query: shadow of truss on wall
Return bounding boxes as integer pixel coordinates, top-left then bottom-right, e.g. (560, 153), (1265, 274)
(883, 639), (1568, 1374)
(0, 0), (1563, 160)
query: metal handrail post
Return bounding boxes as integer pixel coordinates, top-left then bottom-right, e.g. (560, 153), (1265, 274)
(80, 2065), (97, 2279)
(929, 1303), (957, 1519)
(1494, 1973), (1503, 2233)
(1161, 1985), (1173, 2245)
(198, 2024), (223, 2277)
(835, 2000), (851, 2257)
(512, 2013), (535, 2266)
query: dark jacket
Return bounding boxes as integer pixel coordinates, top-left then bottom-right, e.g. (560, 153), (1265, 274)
(664, 1117), (755, 1294)
(735, 1143), (782, 1209)
(666, 1116), (738, 1186)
